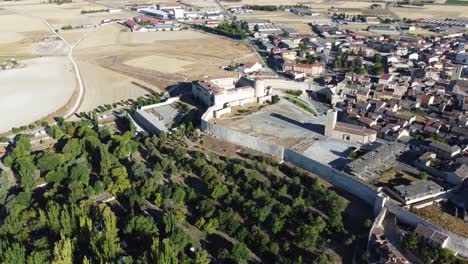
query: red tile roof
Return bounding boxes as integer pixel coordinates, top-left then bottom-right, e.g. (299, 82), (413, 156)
(125, 19), (139, 29)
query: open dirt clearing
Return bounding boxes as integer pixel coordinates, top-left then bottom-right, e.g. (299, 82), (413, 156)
(125, 55), (195, 74)
(214, 99), (322, 147)
(75, 60), (152, 112)
(0, 57), (75, 132)
(0, 13), (50, 54)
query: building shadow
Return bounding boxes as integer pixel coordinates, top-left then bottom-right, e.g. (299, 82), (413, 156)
(167, 82), (191, 97)
(328, 157), (350, 170)
(270, 113), (325, 134)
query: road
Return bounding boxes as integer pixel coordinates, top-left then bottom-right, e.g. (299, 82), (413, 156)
(213, 0), (233, 20)
(42, 19), (87, 119)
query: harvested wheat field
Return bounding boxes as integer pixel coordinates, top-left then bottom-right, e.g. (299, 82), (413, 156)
(125, 55), (195, 74)
(0, 57), (75, 132)
(75, 60), (154, 113)
(0, 12), (51, 54)
(74, 24), (259, 111)
(2, 0), (134, 29)
(390, 5), (468, 19)
(238, 11), (331, 34)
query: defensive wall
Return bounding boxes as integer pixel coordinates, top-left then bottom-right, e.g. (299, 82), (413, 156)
(133, 97), (180, 135)
(201, 106), (284, 160)
(201, 106), (382, 209)
(263, 79), (310, 91)
(386, 203), (468, 257)
(200, 104), (468, 257)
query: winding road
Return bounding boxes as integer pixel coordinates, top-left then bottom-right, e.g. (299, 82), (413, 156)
(42, 19), (86, 119)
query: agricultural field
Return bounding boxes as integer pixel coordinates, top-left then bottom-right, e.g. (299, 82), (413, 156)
(0, 12), (51, 55)
(0, 2), (78, 132)
(238, 10), (330, 34)
(0, 57), (76, 132)
(0, 0), (259, 131)
(389, 4), (468, 19)
(0, 0), (133, 29)
(74, 23), (259, 111)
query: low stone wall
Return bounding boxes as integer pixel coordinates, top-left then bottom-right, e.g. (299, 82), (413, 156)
(386, 203), (468, 257)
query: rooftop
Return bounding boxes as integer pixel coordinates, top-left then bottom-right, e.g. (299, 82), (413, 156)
(394, 180), (444, 200)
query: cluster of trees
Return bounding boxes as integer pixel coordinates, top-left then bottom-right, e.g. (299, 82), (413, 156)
(401, 233), (461, 264)
(272, 95), (281, 104)
(0, 111), (351, 263)
(245, 5), (278, 11)
(372, 53), (384, 76)
(332, 13), (367, 22)
(80, 9), (109, 14)
(285, 90), (303, 97)
(333, 50), (367, 75)
(10, 120), (46, 134)
(410, 131), (447, 144)
(61, 25), (74, 30)
(77, 92), (164, 120)
(245, 4), (310, 11)
(193, 21), (248, 40)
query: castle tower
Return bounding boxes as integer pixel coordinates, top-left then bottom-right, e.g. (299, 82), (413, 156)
(254, 77), (265, 98)
(325, 109), (337, 137)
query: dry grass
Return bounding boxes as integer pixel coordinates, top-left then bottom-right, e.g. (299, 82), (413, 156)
(238, 11), (331, 34)
(75, 24), (256, 87)
(389, 4), (468, 19)
(397, 109), (428, 123)
(374, 168), (418, 187)
(0, 57), (76, 132)
(414, 205), (468, 237)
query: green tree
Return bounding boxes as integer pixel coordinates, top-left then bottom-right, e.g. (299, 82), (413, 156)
(15, 157), (37, 190)
(209, 182), (228, 200)
(150, 238), (178, 264)
(418, 171), (428, 180)
(36, 153), (65, 172)
(295, 217), (326, 249)
(90, 207), (123, 263)
(0, 242), (26, 264)
(163, 213), (177, 234)
(195, 250), (211, 264)
(203, 218), (219, 234)
(401, 233), (418, 251)
(231, 243), (249, 262)
(52, 235), (74, 264)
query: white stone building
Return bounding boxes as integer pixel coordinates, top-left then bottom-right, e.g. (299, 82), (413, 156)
(192, 77), (272, 117)
(324, 109), (377, 144)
